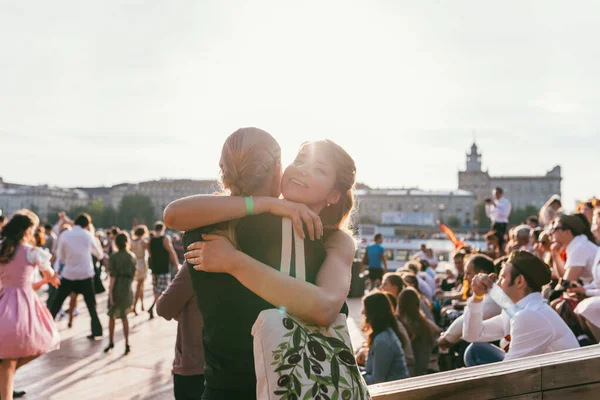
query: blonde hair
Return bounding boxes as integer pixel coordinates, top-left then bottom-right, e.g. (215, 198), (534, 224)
(218, 128), (281, 246)
(300, 140), (357, 236)
(219, 127), (281, 196)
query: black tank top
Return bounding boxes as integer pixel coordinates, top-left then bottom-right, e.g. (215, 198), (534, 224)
(185, 214), (348, 395)
(149, 236), (169, 274)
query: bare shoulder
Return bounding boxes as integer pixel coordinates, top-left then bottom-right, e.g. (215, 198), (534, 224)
(324, 230), (357, 253)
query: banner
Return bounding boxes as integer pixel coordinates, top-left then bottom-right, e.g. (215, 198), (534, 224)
(381, 212), (435, 226)
(438, 220), (466, 249)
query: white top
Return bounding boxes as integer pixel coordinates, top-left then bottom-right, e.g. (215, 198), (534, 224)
(419, 271), (436, 298)
(583, 249), (600, 297)
(485, 197), (512, 224)
(56, 226), (104, 281)
(417, 275), (434, 301)
(565, 235), (598, 285)
(25, 245), (53, 272)
(463, 292), (579, 361)
(442, 295), (502, 344)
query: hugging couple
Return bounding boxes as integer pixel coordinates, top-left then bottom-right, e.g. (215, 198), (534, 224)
(164, 127), (361, 400)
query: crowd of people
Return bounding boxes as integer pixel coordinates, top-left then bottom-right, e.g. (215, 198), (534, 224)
(0, 209), (189, 400)
(357, 191), (600, 384)
(1, 127), (598, 399)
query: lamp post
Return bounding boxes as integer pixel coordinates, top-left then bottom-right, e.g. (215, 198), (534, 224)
(438, 203), (446, 224)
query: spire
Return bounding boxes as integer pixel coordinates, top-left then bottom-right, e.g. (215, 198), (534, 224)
(466, 140), (482, 172)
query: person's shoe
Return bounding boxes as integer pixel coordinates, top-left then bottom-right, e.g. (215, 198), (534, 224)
(148, 306), (154, 320)
(104, 342), (115, 353)
(124, 344), (131, 355)
(87, 335), (102, 341)
(13, 390), (26, 398)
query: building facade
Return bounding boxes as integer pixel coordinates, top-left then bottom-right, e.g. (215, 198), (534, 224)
(357, 188), (476, 228)
(458, 143), (562, 210)
(0, 186), (89, 220)
(106, 179), (218, 218)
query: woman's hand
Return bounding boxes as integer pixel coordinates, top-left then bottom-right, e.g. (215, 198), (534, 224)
(185, 234), (241, 273)
(260, 198), (322, 240)
(550, 242), (563, 256)
(49, 274), (61, 288)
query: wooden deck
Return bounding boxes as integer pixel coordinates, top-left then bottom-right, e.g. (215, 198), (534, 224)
(16, 287), (600, 400)
(14, 289), (367, 399)
(370, 344), (600, 400)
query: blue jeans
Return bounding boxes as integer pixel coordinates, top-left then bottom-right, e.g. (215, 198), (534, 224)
(464, 343), (505, 367)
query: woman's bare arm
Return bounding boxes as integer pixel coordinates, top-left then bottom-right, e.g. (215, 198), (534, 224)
(163, 195), (248, 231)
(164, 195), (322, 240)
(188, 230), (355, 326)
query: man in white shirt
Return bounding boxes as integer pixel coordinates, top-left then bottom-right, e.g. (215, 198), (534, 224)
(485, 187), (512, 255)
(49, 213), (105, 339)
(551, 214), (598, 285)
(462, 251), (579, 366)
(438, 254), (502, 350)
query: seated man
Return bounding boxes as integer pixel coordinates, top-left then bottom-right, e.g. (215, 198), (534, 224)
(438, 254), (501, 347)
(462, 251), (579, 366)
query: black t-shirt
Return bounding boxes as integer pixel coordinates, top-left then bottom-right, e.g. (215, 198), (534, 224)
(184, 214), (347, 392)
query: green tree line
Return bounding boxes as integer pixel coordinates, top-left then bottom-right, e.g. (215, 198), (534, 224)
(46, 194), (156, 229)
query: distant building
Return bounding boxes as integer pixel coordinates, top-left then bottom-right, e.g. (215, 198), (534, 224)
(105, 179), (218, 219)
(458, 143), (561, 210)
(0, 185), (89, 220)
(357, 188), (475, 228)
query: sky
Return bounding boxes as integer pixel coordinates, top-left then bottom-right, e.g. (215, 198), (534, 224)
(1, 1), (599, 209)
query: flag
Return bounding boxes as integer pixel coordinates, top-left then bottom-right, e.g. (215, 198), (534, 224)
(438, 220), (466, 249)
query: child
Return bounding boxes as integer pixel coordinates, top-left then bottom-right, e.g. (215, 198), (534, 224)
(104, 232), (137, 355)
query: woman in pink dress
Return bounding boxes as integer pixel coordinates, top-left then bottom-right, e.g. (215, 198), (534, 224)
(0, 210), (61, 400)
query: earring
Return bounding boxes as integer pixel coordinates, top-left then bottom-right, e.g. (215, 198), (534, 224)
(327, 203), (331, 207)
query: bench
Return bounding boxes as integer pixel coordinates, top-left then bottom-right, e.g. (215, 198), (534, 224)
(369, 344), (600, 400)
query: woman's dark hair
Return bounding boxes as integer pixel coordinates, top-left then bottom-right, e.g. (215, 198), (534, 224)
(397, 288), (436, 343)
(383, 292), (410, 352)
(133, 225), (148, 238)
(494, 256), (509, 275)
(0, 211), (39, 264)
(363, 292), (406, 350)
(418, 259), (431, 271)
(115, 232), (130, 251)
(384, 291), (398, 309)
(402, 274), (420, 294)
(382, 273), (405, 294)
(574, 213), (596, 243)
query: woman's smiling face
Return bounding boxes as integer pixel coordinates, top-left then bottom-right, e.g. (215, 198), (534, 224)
(281, 143), (340, 213)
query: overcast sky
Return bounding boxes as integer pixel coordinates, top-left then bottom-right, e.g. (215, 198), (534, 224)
(1, 1), (598, 209)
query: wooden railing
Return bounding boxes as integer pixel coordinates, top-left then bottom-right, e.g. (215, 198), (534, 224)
(369, 345), (600, 400)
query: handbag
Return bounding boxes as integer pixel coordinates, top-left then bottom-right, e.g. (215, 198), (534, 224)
(252, 218), (371, 400)
(93, 262), (106, 294)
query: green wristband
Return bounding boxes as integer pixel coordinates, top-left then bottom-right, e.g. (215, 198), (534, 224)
(245, 196), (255, 216)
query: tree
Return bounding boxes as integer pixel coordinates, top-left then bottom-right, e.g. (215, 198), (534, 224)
(117, 194), (155, 229)
(476, 202), (491, 229)
(509, 205), (539, 226)
(446, 216), (461, 228)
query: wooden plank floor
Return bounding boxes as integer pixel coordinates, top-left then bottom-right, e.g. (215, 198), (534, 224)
(14, 286), (367, 400)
